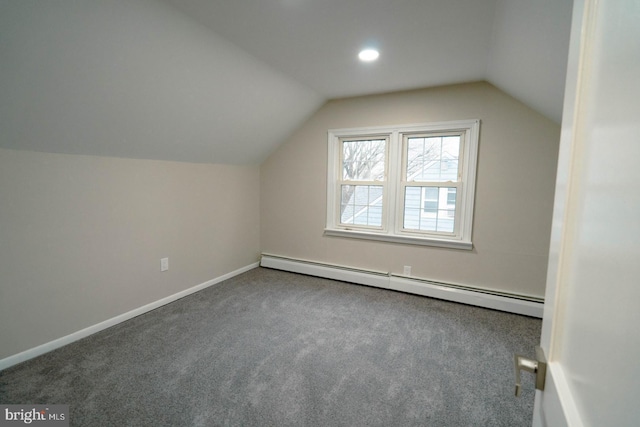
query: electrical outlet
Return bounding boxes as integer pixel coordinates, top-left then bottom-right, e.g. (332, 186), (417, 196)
(161, 257), (169, 272)
(403, 265), (411, 276)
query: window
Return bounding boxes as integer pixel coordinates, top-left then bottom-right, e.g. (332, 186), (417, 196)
(325, 120), (479, 249)
(339, 138), (387, 228)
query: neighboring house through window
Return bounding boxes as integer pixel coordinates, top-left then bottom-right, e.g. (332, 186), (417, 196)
(325, 119), (480, 249)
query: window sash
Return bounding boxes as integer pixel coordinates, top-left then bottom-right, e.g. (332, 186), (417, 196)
(339, 138), (387, 182)
(399, 183), (462, 237)
(403, 131), (464, 182)
(398, 132), (465, 239)
(337, 182), (386, 229)
(336, 136), (389, 231)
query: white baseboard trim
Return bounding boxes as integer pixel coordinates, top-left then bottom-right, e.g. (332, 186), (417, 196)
(260, 254), (543, 318)
(0, 262), (259, 372)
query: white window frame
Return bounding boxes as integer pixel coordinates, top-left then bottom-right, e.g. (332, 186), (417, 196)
(336, 135), (389, 231)
(325, 119), (479, 250)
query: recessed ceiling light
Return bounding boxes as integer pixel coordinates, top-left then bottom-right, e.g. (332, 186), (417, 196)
(358, 49), (379, 62)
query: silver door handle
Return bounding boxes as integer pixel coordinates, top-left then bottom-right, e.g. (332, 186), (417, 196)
(514, 346), (547, 397)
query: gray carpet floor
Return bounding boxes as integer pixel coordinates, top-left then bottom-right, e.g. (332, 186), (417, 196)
(0, 267), (540, 426)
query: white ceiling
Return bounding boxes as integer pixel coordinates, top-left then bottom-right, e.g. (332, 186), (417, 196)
(0, 0), (322, 164)
(164, 0), (573, 122)
(0, 0), (572, 165)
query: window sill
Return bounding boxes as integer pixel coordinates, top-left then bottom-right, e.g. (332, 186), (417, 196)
(323, 228), (473, 250)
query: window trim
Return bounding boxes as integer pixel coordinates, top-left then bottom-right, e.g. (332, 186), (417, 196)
(325, 119), (479, 250)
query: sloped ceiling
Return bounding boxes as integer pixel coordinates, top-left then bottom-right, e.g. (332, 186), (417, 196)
(163, 0), (573, 122)
(487, 0), (573, 122)
(0, 0), (572, 165)
(0, 0), (322, 164)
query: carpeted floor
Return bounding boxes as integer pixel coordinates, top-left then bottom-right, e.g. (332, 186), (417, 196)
(0, 267), (540, 426)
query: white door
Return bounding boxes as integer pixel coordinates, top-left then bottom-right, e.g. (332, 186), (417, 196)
(532, 0), (640, 425)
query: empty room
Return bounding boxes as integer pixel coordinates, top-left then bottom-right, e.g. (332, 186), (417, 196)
(1, 0), (638, 426)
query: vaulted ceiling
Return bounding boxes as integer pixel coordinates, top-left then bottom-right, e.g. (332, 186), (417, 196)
(0, 0), (573, 165)
(163, 0), (573, 122)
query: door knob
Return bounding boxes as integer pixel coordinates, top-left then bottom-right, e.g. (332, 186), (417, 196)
(514, 346), (547, 397)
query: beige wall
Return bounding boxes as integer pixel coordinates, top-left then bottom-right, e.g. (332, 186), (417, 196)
(260, 82), (559, 298)
(0, 148), (260, 359)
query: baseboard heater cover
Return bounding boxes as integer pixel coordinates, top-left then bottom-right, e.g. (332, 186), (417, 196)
(260, 254), (543, 318)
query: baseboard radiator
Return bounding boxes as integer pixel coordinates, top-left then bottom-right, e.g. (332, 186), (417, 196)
(260, 254), (543, 318)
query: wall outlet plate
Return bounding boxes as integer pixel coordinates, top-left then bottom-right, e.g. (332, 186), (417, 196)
(403, 265), (411, 276)
(161, 258), (169, 272)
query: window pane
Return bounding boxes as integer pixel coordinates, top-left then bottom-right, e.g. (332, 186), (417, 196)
(447, 188), (456, 205)
(342, 139), (386, 181)
(340, 185), (383, 227)
(406, 135), (460, 182)
(404, 186), (456, 233)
